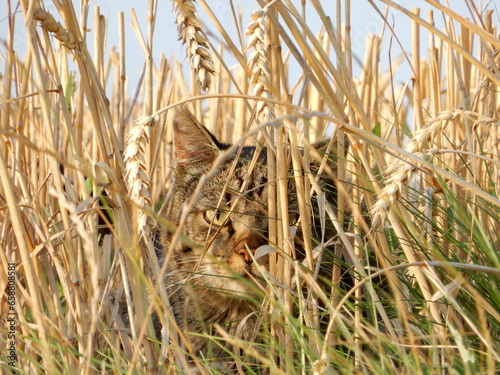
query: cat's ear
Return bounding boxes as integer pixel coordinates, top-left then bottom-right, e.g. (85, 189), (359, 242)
(172, 106), (222, 172)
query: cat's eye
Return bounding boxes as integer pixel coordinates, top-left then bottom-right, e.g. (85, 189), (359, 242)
(204, 209), (231, 226)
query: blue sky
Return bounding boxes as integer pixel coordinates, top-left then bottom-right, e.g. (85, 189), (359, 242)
(89, 1), (483, 78)
(2, 1), (498, 94)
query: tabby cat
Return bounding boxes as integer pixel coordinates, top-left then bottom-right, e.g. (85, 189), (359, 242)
(160, 107), (271, 359)
(159, 107), (339, 362)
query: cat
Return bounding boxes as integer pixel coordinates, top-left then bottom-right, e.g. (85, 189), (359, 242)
(158, 107), (340, 363)
(160, 107), (271, 360)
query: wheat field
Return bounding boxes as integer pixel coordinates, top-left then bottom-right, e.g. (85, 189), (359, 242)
(1, 1), (499, 374)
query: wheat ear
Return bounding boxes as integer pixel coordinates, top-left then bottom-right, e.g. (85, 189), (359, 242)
(371, 109), (499, 227)
(371, 111), (457, 228)
(32, 8), (76, 49)
(173, 0), (215, 91)
(245, 9), (273, 119)
(124, 116), (154, 238)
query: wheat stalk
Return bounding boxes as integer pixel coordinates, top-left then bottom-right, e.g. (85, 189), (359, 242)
(173, 0), (215, 91)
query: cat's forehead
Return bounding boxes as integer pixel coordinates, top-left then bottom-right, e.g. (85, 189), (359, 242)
(201, 168), (266, 200)
(219, 146), (266, 175)
(197, 153), (268, 208)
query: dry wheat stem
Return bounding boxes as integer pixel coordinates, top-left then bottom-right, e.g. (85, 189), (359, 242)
(378, 0), (500, 86)
(425, 0), (500, 49)
(50, 187), (102, 373)
(173, 0), (215, 91)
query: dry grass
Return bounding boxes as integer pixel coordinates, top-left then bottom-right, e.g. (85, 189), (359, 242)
(1, 1), (499, 374)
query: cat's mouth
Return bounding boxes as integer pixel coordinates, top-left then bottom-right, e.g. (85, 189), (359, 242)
(201, 245), (274, 297)
(234, 244), (271, 274)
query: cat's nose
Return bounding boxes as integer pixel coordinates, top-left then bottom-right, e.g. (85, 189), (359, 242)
(236, 248), (254, 264)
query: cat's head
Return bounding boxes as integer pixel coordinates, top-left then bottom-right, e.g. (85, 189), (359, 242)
(164, 107), (270, 299)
